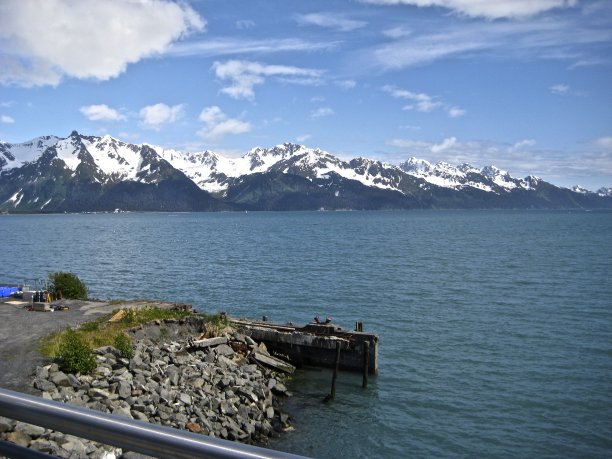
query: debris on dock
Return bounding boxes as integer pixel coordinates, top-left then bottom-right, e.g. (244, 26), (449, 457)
(231, 318), (379, 375)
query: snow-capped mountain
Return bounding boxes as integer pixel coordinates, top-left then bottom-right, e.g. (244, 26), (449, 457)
(0, 131), (231, 212)
(1, 131), (178, 185)
(572, 185), (590, 194)
(398, 157), (534, 192)
(156, 143), (403, 195)
(1, 132), (611, 212)
(596, 187), (612, 197)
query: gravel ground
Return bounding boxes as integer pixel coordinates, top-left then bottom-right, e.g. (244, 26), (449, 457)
(0, 299), (177, 391)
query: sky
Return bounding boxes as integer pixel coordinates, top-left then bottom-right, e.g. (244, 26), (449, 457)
(0, 0), (611, 190)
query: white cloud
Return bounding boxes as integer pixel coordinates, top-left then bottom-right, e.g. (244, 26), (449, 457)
(510, 139), (536, 152)
(168, 38), (338, 58)
(296, 134), (312, 143)
(447, 107), (466, 118)
(311, 107), (335, 119)
(383, 26), (412, 39)
(431, 137), (458, 153)
(277, 76), (325, 86)
(235, 20), (255, 30)
(550, 83), (570, 95)
(80, 104), (125, 122)
(198, 106), (251, 141)
(374, 29), (489, 70)
(569, 58), (608, 69)
(383, 85), (440, 112)
(400, 124), (422, 131)
(0, 0), (204, 87)
(383, 85), (463, 117)
(1, 114), (15, 124)
(335, 79), (357, 89)
(371, 17), (612, 71)
(595, 137), (612, 150)
(361, 0), (578, 19)
(296, 13), (367, 31)
(212, 60), (324, 100)
(139, 103), (185, 130)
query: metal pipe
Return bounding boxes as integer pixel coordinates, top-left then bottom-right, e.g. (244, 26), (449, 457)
(0, 387), (307, 459)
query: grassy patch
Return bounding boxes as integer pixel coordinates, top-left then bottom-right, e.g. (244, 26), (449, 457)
(199, 313), (231, 337)
(40, 306), (193, 359)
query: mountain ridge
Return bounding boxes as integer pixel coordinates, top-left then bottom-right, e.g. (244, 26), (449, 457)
(1, 132), (611, 212)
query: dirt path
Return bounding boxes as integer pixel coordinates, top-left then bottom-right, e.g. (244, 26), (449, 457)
(0, 299), (178, 391)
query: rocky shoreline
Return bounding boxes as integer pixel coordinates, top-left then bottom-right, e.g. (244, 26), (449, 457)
(0, 318), (294, 458)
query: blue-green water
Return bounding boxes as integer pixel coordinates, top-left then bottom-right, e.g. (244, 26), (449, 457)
(1, 211), (611, 458)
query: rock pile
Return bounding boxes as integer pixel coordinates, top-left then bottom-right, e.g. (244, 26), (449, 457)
(0, 328), (293, 458)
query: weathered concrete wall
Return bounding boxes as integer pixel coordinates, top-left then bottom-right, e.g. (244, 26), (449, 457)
(233, 321), (378, 375)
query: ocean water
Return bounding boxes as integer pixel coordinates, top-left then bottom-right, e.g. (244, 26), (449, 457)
(1, 210), (611, 458)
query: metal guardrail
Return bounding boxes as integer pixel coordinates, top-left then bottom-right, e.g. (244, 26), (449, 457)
(0, 387), (308, 459)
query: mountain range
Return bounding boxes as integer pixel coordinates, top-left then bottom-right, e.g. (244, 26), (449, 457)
(1, 131), (611, 213)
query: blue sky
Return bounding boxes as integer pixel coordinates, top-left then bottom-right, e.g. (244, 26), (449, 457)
(1, 0), (611, 190)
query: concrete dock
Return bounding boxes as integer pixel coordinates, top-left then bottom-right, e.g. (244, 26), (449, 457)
(231, 318), (379, 375)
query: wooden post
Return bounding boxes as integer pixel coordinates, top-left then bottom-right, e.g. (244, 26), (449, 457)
(362, 340), (370, 389)
(330, 341), (341, 400)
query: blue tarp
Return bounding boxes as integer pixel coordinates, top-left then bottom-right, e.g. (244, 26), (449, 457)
(0, 287), (19, 298)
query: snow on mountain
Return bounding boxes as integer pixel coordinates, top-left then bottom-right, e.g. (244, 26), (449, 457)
(1, 132), (176, 185)
(1, 132), (573, 198)
(572, 185), (590, 194)
(0, 135), (60, 169)
(157, 143), (400, 194)
(250, 145), (407, 191)
(82, 134), (143, 179)
(597, 187), (612, 197)
(398, 157), (534, 192)
(399, 157), (489, 191)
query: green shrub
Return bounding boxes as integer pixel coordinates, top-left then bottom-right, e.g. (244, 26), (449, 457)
(49, 272), (88, 300)
(120, 308), (137, 326)
(114, 333), (133, 359)
(200, 313), (231, 337)
(57, 330), (96, 374)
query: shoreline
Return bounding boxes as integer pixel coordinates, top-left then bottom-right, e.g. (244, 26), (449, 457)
(0, 300), (295, 457)
(0, 298), (183, 391)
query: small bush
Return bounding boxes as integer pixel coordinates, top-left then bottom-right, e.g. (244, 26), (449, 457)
(201, 313), (231, 338)
(120, 308), (137, 326)
(57, 330), (96, 374)
(49, 272), (88, 300)
(114, 333), (133, 359)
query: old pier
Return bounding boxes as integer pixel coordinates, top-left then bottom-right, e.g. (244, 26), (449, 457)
(231, 318), (379, 375)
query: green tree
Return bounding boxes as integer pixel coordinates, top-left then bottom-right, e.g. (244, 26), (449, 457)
(49, 272), (88, 300)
